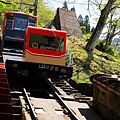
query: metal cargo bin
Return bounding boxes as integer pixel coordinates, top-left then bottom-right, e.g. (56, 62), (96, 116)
(90, 74), (120, 120)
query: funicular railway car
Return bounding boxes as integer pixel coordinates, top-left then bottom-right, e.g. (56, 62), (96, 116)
(3, 25), (73, 78)
(24, 26), (66, 66)
(1, 12), (38, 54)
(4, 26), (73, 98)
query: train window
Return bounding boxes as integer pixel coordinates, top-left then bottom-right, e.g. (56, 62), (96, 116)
(28, 17), (36, 27)
(6, 19), (13, 29)
(5, 14), (14, 29)
(29, 33), (64, 51)
(14, 14), (28, 31)
(56, 38), (64, 51)
(14, 17), (28, 31)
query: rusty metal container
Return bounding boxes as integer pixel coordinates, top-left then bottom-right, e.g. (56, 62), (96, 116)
(90, 74), (120, 120)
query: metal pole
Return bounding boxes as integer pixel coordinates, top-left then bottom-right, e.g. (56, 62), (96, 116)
(34, 0), (38, 16)
(20, 0), (22, 12)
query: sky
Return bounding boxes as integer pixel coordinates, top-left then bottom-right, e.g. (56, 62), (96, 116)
(44, 0), (101, 27)
(44, 0), (119, 39)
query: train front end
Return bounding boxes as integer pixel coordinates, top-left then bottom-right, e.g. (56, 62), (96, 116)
(1, 12), (37, 61)
(24, 26), (66, 66)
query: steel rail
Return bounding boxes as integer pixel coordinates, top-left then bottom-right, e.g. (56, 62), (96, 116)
(23, 87), (38, 120)
(16, 75), (38, 120)
(46, 78), (80, 120)
(8, 73), (38, 120)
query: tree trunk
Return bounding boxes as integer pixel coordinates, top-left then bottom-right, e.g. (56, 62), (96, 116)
(85, 0), (117, 52)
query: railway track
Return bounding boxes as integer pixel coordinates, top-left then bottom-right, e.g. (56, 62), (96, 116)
(9, 77), (84, 120)
(0, 61), (104, 120)
(18, 78), (81, 120)
(8, 76), (103, 120)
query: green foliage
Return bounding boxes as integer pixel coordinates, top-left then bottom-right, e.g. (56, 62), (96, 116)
(104, 46), (114, 55)
(67, 36), (120, 83)
(37, 0), (54, 27)
(78, 14), (84, 26)
(78, 14), (91, 34)
(0, 0), (55, 27)
(97, 0), (120, 48)
(112, 49), (120, 58)
(83, 33), (92, 40)
(96, 40), (114, 55)
(84, 15), (90, 33)
(0, 0), (6, 13)
(104, 11), (120, 47)
(0, 0), (11, 25)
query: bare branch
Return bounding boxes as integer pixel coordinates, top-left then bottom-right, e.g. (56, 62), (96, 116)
(112, 5), (120, 11)
(112, 31), (120, 37)
(87, 0), (92, 16)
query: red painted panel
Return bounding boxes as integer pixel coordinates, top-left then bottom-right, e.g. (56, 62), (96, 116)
(25, 27), (66, 58)
(0, 82), (9, 88)
(0, 69), (6, 74)
(0, 103), (12, 113)
(0, 113), (13, 120)
(0, 63), (5, 69)
(0, 88), (10, 95)
(0, 94), (11, 103)
(0, 74), (7, 79)
(0, 79), (7, 83)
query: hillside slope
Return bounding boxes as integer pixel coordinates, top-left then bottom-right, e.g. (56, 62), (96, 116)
(67, 36), (120, 83)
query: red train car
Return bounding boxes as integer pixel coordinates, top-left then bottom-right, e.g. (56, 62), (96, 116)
(1, 12), (38, 53)
(24, 26), (66, 66)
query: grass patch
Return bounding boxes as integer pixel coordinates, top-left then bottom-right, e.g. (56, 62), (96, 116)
(67, 36), (120, 83)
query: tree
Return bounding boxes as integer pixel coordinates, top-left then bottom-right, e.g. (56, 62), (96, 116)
(85, 0), (117, 52)
(78, 14), (84, 26)
(37, 0), (54, 27)
(62, 0), (68, 10)
(78, 14), (86, 34)
(84, 15), (90, 33)
(91, 27), (95, 32)
(78, 14), (91, 34)
(104, 11), (120, 48)
(0, 0), (13, 25)
(71, 6), (75, 11)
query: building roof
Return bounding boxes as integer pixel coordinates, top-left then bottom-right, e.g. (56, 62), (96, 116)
(45, 8), (83, 38)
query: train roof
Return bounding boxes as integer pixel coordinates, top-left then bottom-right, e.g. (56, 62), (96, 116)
(4, 11), (37, 18)
(26, 26), (67, 35)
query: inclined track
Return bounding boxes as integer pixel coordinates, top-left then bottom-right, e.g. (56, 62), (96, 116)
(18, 77), (81, 120)
(45, 78), (80, 120)
(0, 62), (104, 120)
(17, 77), (102, 120)
(7, 73), (86, 120)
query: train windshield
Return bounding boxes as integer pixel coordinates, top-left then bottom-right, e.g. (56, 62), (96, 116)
(14, 14), (28, 31)
(5, 13), (37, 31)
(29, 33), (64, 51)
